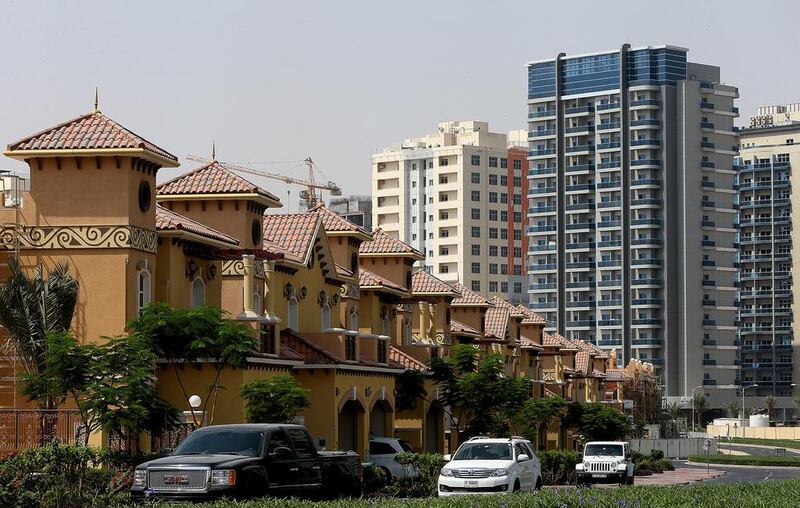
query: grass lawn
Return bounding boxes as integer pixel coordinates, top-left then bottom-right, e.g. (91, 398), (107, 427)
(688, 454), (800, 467)
(149, 480), (800, 508)
(726, 437), (800, 450)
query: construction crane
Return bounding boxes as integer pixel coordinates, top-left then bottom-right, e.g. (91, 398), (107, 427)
(186, 154), (342, 209)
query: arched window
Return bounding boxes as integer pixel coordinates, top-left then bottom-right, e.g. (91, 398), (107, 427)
(137, 270), (151, 314)
(191, 276), (205, 308)
(288, 296), (299, 330)
(321, 303), (331, 330)
(403, 319), (412, 345)
(253, 285), (262, 314)
(350, 252), (358, 274)
(349, 308), (358, 331)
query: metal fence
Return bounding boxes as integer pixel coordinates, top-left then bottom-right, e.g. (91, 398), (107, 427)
(0, 409), (83, 454)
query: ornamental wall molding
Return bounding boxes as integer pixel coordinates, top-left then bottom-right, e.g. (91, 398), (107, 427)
(221, 259), (265, 278)
(0, 225), (158, 253)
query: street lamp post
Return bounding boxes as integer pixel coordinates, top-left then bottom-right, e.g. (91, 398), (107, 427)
(741, 384), (758, 423)
(691, 385), (703, 431)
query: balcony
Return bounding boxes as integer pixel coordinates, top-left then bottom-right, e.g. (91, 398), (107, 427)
(529, 244), (557, 252)
(530, 129), (557, 139)
(566, 320), (595, 327)
(597, 141), (622, 150)
(528, 206), (556, 214)
(631, 178), (662, 187)
(565, 242), (596, 250)
(632, 318), (663, 325)
(597, 181), (621, 190)
(597, 161), (622, 170)
(529, 263), (557, 271)
(529, 283), (557, 290)
(598, 279), (623, 287)
(529, 166), (557, 176)
(632, 338), (663, 346)
(702, 220), (716, 227)
(565, 183), (595, 192)
(598, 319), (623, 326)
(565, 222), (595, 230)
(701, 141), (715, 149)
(701, 161), (715, 168)
(702, 299), (716, 306)
(529, 148), (556, 157)
(529, 109), (557, 118)
(596, 102), (621, 111)
(597, 220), (621, 228)
(566, 202), (595, 211)
(700, 102), (715, 110)
(701, 200), (716, 208)
(630, 139), (661, 147)
(703, 359), (717, 366)
(529, 186), (557, 195)
(528, 225), (557, 233)
(631, 259), (662, 266)
(566, 163), (595, 173)
(631, 159), (661, 167)
(597, 200), (622, 208)
(703, 319), (717, 326)
(597, 122), (621, 132)
(703, 379), (717, 386)
(631, 218), (662, 226)
(565, 105), (595, 115)
(597, 299), (623, 307)
(631, 198), (662, 206)
(566, 280), (596, 288)
(566, 145), (594, 154)
(632, 238), (662, 246)
(701, 122), (715, 129)
(566, 300), (596, 308)
(530, 301), (557, 309)
(565, 125), (594, 134)
(702, 260), (716, 267)
(631, 119), (660, 127)
(597, 240), (622, 248)
(632, 278), (663, 286)
(702, 240), (716, 247)
(632, 298), (663, 305)
(630, 99), (662, 107)
(598, 338), (623, 346)
(701, 181), (716, 189)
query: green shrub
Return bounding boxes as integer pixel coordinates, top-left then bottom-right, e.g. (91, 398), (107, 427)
(362, 464), (388, 494)
(630, 450), (646, 464)
(0, 442), (131, 508)
(649, 448), (665, 460)
(688, 454), (800, 467)
(538, 450), (581, 485)
(152, 479), (800, 506)
(385, 452), (446, 498)
(657, 458), (675, 471)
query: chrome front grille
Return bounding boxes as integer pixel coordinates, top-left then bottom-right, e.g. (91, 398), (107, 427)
(586, 462), (614, 473)
(453, 468), (493, 478)
(148, 467), (209, 491)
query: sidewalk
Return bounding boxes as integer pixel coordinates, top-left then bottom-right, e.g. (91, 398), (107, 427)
(549, 467), (725, 489)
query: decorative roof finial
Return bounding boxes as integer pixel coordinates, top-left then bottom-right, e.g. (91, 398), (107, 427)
(92, 87), (99, 114)
(211, 141), (216, 162)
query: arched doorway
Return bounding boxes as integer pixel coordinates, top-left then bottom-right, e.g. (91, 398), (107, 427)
(338, 400), (363, 453)
(425, 404), (444, 453)
(369, 401), (390, 438)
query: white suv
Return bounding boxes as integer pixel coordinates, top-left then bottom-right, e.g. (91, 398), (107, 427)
(438, 436), (542, 496)
(575, 441), (635, 486)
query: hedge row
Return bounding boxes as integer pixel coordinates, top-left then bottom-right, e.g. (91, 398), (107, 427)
(727, 437), (800, 450)
(688, 454), (800, 467)
(155, 480), (800, 508)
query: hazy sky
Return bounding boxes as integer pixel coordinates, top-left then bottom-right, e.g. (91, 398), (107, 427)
(2, 0), (798, 210)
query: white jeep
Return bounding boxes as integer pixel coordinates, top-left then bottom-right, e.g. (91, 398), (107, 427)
(575, 441), (634, 486)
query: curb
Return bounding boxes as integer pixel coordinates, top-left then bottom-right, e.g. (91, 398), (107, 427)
(685, 460), (800, 470)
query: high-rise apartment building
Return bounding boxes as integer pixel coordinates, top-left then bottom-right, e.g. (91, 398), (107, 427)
(737, 104), (800, 400)
(526, 44), (740, 402)
(371, 121), (529, 303)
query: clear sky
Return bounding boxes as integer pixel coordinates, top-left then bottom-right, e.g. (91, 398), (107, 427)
(1, 0), (798, 209)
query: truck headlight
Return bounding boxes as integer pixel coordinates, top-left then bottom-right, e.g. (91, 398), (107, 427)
(490, 468), (509, 477)
(440, 468), (454, 477)
(211, 469), (237, 486)
(133, 469), (147, 487)
(575, 463), (585, 471)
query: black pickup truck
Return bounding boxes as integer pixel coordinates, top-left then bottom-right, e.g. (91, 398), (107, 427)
(131, 424), (362, 502)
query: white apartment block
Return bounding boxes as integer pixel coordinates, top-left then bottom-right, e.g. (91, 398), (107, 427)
(371, 121), (528, 303)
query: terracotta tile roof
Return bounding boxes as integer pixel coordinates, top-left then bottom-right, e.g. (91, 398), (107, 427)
(155, 205), (239, 246)
(281, 329), (342, 364)
(514, 305), (548, 325)
(519, 335), (544, 350)
(335, 264), (353, 278)
(411, 270), (460, 296)
(484, 306), (510, 340)
(605, 369), (629, 382)
(388, 346), (428, 372)
(450, 282), (491, 306)
(575, 351), (590, 374)
(5, 111), (178, 164)
(262, 213), (320, 263)
(542, 332), (580, 350)
(157, 161), (280, 203)
(279, 344), (304, 361)
(358, 267), (407, 293)
(592, 369), (607, 378)
(450, 319), (480, 336)
(359, 228), (423, 257)
(574, 340), (610, 359)
(308, 204), (371, 237)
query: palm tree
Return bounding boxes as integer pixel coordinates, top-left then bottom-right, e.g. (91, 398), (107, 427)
(0, 258), (79, 409)
(763, 394), (777, 422)
(666, 401), (681, 422)
(692, 392), (708, 430)
(723, 400), (740, 419)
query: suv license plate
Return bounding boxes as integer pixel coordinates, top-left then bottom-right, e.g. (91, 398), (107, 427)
(592, 474), (607, 478)
(465, 481), (478, 487)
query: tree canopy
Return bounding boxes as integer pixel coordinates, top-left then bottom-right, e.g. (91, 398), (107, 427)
(240, 375), (311, 424)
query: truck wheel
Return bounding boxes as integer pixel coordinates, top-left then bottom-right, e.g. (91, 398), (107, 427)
(378, 466), (392, 485)
(535, 477), (543, 491)
(513, 479), (521, 492)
